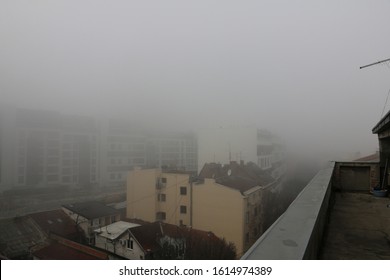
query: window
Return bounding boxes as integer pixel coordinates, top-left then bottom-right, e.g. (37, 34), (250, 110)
(127, 238), (134, 250)
(180, 186), (187, 195)
(158, 193), (166, 202)
(161, 177), (167, 183)
(156, 212), (166, 221)
(180, 205), (187, 214)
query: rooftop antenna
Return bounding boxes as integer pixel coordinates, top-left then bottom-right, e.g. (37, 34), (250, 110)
(360, 57), (390, 118)
(228, 143), (231, 162)
(360, 58), (390, 69)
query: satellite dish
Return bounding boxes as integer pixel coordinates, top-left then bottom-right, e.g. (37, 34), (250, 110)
(227, 169), (232, 176)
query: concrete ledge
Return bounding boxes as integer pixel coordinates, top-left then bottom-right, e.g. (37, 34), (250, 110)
(241, 162), (335, 259)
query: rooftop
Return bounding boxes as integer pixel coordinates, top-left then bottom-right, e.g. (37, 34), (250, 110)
(28, 210), (80, 240)
(62, 201), (119, 220)
(198, 161), (275, 193)
(320, 192), (390, 259)
(94, 221), (140, 240)
(242, 161), (390, 260)
(0, 216), (46, 259)
(354, 152), (380, 162)
(33, 242), (104, 260)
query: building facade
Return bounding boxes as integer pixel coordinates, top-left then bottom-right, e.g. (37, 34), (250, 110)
(126, 162), (276, 257)
(127, 168), (192, 227)
(0, 106), (197, 191)
(0, 107), (99, 190)
(62, 201), (120, 244)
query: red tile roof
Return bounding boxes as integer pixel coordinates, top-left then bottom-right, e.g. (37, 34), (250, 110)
(28, 209), (81, 240)
(33, 242), (103, 260)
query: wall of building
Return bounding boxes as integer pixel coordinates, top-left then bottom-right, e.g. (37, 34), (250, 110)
(155, 172), (191, 226)
(126, 169), (192, 226)
(192, 178), (245, 256)
(126, 168), (158, 222)
(95, 232), (144, 260)
(333, 162), (380, 191)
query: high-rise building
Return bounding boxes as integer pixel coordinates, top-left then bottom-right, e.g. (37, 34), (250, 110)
(0, 107), (99, 190)
(0, 106), (197, 191)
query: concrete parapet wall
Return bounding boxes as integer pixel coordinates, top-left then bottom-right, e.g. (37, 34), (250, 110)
(241, 162), (335, 260)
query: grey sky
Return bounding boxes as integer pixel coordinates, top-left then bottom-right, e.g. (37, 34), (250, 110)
(1, 1), (389, 160)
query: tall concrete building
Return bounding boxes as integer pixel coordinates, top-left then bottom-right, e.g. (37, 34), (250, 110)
(147, 132), (197, 173)
(0, 106), (197, 191)
(0, 107), (99, 190)
(98, 119), (148, 188)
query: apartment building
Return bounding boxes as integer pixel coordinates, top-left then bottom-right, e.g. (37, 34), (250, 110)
(100, 121), (197, 187)
(126, 162), (276, 256)
(99, 119), (148, 188)
(193, 162), (276, 256)
(126, 168), (192, 227)
(197, 126), (284, 175)
(147, 132), (197, 173)
(0, 107), (197, 191)
(0, 107), (99, 190)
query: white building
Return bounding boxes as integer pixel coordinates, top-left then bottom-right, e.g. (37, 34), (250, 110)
(94, 221), (143, 259)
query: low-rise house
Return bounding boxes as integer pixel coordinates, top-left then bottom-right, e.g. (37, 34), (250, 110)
(0, 216), (46, 259)
(0, 209), (86, 259)
(94, 221), (142, 259)
(28, 209), (82, 242)
(128, 222), (236, 260)
(62, 201), (120, 244)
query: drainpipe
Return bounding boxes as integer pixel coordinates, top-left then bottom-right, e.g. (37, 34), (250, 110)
(190, 180), (193, 227)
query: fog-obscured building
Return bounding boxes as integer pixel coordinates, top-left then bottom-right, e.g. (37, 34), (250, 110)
(197, 126), (285, 176)
(0, 107), (99, 190)
(147, 132), (197, 173)
(0, 106), (197, 191)
(99, 119), (148, 188)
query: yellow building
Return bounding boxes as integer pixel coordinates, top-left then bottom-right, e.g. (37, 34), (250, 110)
(127, 168), (192, 227)
(126, 162), (276, 257)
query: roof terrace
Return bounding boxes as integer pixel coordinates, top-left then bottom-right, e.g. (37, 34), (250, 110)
(242, 161), (390, 259)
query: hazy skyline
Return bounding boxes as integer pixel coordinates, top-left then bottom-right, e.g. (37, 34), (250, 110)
(1, 1), (389, 160)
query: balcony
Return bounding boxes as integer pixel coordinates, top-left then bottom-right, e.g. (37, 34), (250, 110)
(242, 161), (390, 259)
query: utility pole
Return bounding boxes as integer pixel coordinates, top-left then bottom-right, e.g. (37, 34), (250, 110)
(360, 58), (390, 69)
